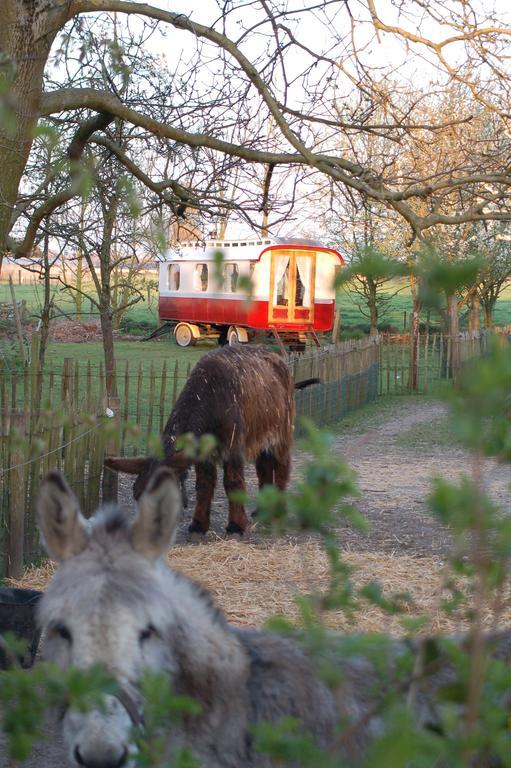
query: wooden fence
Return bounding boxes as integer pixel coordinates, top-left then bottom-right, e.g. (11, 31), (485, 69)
(378, 331), (488, 395)
(0, 338), (383, 574)
(0, 332), (493, 575)
(0, 407), (108, 578)
(0, 357), (193, 455)
(291, 339), (380, 429)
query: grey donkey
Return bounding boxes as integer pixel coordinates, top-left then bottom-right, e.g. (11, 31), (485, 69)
(36, 469), (511, 768)
(36, 468), (339, 768)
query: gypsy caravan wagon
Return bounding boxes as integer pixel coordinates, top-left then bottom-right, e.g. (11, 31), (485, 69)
(156, 237), (344, 350)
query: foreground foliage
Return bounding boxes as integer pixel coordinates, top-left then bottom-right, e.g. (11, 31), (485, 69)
(1, 335), (511, 765)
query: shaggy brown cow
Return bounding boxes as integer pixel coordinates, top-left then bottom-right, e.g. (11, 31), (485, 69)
(105, 345), (296, 535)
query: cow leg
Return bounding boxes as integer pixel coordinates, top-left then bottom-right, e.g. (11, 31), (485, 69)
(223, 456), (249, 534)
(189, 461), (216, 534)
(255, 450), (275, 489)
(274, 449), (291, 491)
(252, 450), (275, 520)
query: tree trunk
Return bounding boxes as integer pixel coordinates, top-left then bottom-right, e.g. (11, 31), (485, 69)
(483, 304), (493, 329)
(99, 193), (119, 399)
(469, 294), (480, 334)
(37, 227), (53, 379)
(408, 271), (420, 391)
(75, 249), (83, 321)
(447, 294), (461, 382)
(0, 1), (66, 266)
(408, 298), (421, 391)
(368, 299), (378, 337)
(446, 295), (459, 337)
(261, 210), (269, 239)
(99, 300), (118, 398)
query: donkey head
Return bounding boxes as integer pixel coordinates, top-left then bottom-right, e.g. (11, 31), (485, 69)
(104, 455), (190, 507)
(37, 468), (181, 768)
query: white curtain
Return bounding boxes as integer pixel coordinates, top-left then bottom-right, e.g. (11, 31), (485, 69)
(168, 264), (180, 291)
(224, 263), (239, 292)
(194, 264), (208, 292)
(295, 256), (313, 307)
(273, 255), (290, 304)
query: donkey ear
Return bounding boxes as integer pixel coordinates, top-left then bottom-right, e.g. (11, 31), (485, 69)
(104, 456), (151, 475)
(131, 467), (181, 560)
(37, 471), (89, 561)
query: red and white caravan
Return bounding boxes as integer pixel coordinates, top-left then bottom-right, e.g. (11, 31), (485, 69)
(158, 237), (344, 347)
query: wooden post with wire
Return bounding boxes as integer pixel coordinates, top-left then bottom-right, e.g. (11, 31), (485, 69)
(8, 276), (25, 366)
(7, 412), (26, 578)
(331, 309), (341, 345)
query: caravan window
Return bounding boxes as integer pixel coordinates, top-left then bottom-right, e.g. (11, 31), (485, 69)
(224, 263), (239, 292)
(274, 255), (290, 306)
(167, 264), (180, 291)
(194, 263), (209, 292)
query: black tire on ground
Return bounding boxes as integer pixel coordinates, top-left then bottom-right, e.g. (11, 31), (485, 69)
(218, 326), (229, 346)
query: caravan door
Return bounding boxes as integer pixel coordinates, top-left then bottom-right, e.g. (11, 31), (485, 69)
(268, 250), (316, 324)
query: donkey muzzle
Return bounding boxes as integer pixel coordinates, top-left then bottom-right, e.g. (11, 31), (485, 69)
(64, 693), (138, 768)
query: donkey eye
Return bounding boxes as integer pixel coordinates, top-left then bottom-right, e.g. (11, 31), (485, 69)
(139, 624), (157, 643)
(53, 623), (72, 643)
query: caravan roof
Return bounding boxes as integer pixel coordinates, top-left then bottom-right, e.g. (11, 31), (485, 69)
(164, 237), (330, 263)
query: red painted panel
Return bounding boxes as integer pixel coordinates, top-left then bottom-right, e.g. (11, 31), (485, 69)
(159, 297), (335, 332)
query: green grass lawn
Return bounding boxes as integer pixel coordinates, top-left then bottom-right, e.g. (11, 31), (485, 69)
(333, 392), (460, 451)
(337, 279), (511, 332)
(44, 339), (211, 370)
(396, 415), (461, 452)
(2, 277), (510, 339)
(333, 393), (433, 434)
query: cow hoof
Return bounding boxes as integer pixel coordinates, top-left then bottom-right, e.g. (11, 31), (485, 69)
(225, 522), (246, 537)
(188, 521), (207, 535)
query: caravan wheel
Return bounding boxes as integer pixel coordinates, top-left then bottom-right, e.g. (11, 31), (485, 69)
(227, 326), (248, 345)
(174, 323), (198, 347)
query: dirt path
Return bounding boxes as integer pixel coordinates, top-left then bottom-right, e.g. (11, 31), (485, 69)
(332, 399), (511, 559)
(331, 401), (458, 559)
(118, 397), (511, 558)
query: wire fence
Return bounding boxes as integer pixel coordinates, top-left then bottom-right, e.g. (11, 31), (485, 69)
(291, 339), (379, 430)
(378, 331), (490, 394)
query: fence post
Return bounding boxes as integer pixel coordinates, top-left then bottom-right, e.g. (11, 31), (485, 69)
(331, 309), (341, 344)
(9, 275), (26, 366)
(61, 357), (74, 405)
(7, 412), (26, 578)
(102, 396), (120, 504)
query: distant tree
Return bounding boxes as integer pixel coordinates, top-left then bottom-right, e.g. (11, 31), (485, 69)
(342, 245), (405, 336)
(474, 239), (511, 328)
(54, 159), (148, 399)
